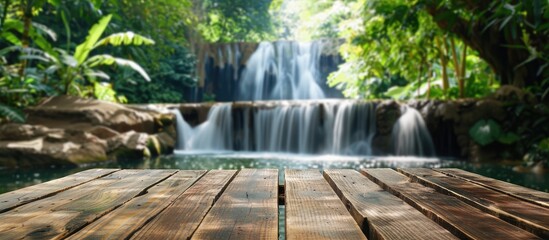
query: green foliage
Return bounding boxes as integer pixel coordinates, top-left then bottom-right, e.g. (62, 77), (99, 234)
(28, 14), (155, 98)
(469, 119), (521, 146)
(197, 0), (274, 42)
(469, 119), (503, 146)
(272, 0), (354, 40)
(116, 44), (197, 103)
(0, 103), (25, 123)
(73, 14), (112, 65)
(420, 0), (548, 90)
(328, 0), (498, 100)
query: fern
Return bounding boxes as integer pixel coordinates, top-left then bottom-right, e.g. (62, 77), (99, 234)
(0, 104), (25, 123)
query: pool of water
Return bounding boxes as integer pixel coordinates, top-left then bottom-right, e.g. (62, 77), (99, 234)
(1, 152), (548, 194)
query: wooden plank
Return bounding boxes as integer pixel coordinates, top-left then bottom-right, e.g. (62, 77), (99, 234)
(131, 170), (237, 240)
(0, 168), (119, 213)
(0, 170), (139, 238)
(435, 168), (549, 208)
(361, 169), (540, 240)
(285, 169), (367, 240)
(192, 169), (278, 240)
(399, 168), (549, 238)
(67, 170), (206, 240)
(0, 169), (175, 240)
(324, 169), (457, 240)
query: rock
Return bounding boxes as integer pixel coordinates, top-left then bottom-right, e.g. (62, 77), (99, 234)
(0, 129), (108, 167)
(375, 101), (402, 135)
(490, 85), (537, 104)
(435, 101), (459, 121)
(26, 95), (158, 133)
(89, 126), (120, 139)
(147, 132), (176, 156)
(0, 124), (51, 141)
(107, 131), (150, 159)
(475, 99), (505, 121)
(0, 96), (177, 168)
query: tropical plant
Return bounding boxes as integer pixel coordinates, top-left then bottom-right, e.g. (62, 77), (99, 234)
(328, 0), (499, 100)
(115, 44), (197, 103)
(421, 0), (549, 89)
(0, 103), (25, 123)
(24, 14), (155, 100)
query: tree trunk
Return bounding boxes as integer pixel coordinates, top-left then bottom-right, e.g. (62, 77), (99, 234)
(424, 2), (545, 88)
(436, 37), (450, 95)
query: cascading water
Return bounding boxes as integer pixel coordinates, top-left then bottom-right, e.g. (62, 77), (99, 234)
(238, 41), (327, 100)
(392, 106), (436, 156)
(174, 39), (436, 157)
(175, 101), (378, 155)
(174, 102), (435, 156)
(173, 104), (233, 151)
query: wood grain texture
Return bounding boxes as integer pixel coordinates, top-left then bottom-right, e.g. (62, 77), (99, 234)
(285, 169), (367, 240)
(67, 170), (206, 240)
(192, 169), (278, 240)
(324, 169), (457, 240)
(0, 170), (138, 239)
(132, 170), (237, 240)
(362, 168), (540, 240)
(0, 169), (175, 240)
(435, 168), (549, 208)
(399, 168), (549, 238)
(0, 168), (119, 213)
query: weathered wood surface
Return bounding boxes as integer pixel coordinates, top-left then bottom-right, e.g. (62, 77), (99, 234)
(1, 168), (547, 240)
(0, 168), (119, 213)
(435, 168), (549, 208)
(67, 170), (206, 240)
(285, 169), (367, 240)
(0, 169), (175, 240)
(192, 169), (279, 240)
(324, 169), (457, 240)
(362, 168), (540, 240)
(132, 170), (237, 240)
(399, 168), (549, 238)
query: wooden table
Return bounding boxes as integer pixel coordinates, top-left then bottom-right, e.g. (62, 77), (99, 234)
(0, 168), (547, 239)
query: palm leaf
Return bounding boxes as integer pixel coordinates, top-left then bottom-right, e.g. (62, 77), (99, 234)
(74, 14), (112, 65)
(94, 32), (155, 48)
(85, 54), (151, 81)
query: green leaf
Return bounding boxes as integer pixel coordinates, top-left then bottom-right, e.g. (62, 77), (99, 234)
(498, 132), (521, 144)
(469, 119), (502, 146)
(94, 82), (118, 102)
(0, 104), (25, 123)
(85, 55), (151, 81)
(74, 14), (112, 65)
(94, 32), (155, 48)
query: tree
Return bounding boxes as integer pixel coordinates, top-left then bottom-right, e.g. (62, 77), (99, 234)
(329, 0), (496, 100)
(196, 0), (275, 42)
(421, 0), (549, 89)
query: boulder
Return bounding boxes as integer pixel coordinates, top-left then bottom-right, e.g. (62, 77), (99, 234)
(0, 128), (108, 168)
(26, 96), (157, 133)
(0, 96), (177, 168)
(107, 131), (150, 160)
(0, 124), (51, 141)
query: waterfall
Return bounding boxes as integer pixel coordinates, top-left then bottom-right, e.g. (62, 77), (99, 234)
(173, 40), (436, 157)
(392, 106), (436, 157)
(171, 109), (192, 150)
(173, 104), (233, 151)
(238, 41), (327, 101)
(172, 101), (437, 156)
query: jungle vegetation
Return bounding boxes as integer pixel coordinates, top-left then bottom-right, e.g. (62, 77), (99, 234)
(0, 0), (547, 108)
